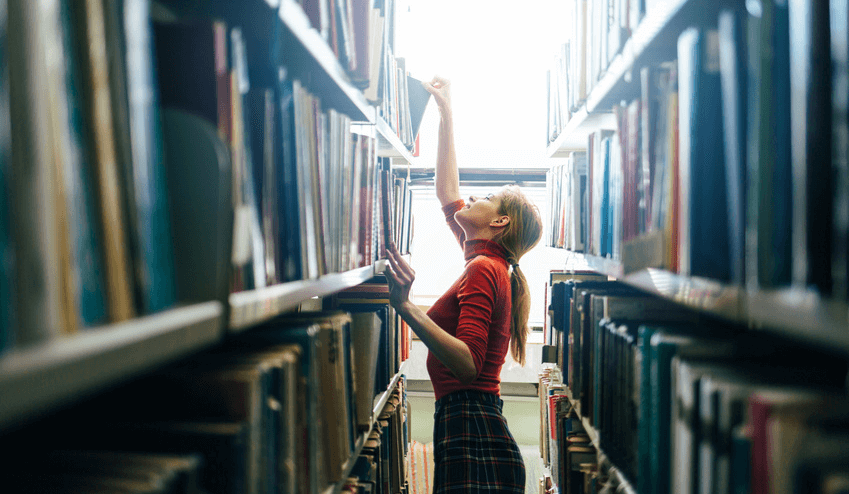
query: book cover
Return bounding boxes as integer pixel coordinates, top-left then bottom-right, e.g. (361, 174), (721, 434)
(275, 70), (305, 282)
(718, 8), (748, 286)
(78, 0), (138, 322)
(789, 0), (834, 294)
(746, 0), (793, 288)
(677, 27), (731, 281)
(832, 0), (849, 299)
(160, 109), (233, 305)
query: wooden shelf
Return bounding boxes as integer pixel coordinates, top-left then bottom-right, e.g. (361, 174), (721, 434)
(374, 116), (417, 163)
(546, 0), (727, 157)
(351, 119), (418, 164)
(0, 302), (224, 431)
(229, 261), (389, 331)
(557, 251), (849, 355)
(328, 361), (408, 494)
(547, 109), (617, 157)
(271, 0), (375, 122)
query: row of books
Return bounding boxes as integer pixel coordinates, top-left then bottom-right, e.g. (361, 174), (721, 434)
(547, 2), (849, 295)
(342, 383), (409, 494)
(544, 271), (849, 494)
(0, 0), (182, 353)
(547, 0), (670, 143)
(0, 0), (419, 355)
(301, 0), (381, 92)
(7, 308), (408, 494)
(301, 0), (427, 149)
(538, 369), (602, 494)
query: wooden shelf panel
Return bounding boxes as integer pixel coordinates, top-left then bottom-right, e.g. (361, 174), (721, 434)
(229, 262), (388, 331)
(271, 0), (375, 122)
(547, 109), (617, 157)
(0, 302), (224, 431)
(351, 119), (418, 163)
(558, 251), (849, 354)
(374, 117), (416, 163)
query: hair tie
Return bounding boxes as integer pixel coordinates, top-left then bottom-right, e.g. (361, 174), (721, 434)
(511, 263), (519, 270)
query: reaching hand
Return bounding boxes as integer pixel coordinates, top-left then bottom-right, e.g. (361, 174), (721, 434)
(384, 243), (415, 309)
(423, 76), (451, 112)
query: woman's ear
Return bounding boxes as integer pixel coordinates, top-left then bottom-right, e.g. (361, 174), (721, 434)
(490, 215), (510, 229)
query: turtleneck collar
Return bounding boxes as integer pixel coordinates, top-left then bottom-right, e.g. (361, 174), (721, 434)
(463, 238), (510, 263)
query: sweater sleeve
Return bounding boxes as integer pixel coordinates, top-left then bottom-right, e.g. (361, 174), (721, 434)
(441, 199), (467, 247)
(456, 259), (498, 376)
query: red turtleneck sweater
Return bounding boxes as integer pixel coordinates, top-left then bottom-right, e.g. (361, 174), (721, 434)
(426, 199), (512, 400)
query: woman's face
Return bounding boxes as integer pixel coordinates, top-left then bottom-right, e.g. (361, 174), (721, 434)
(454, 192), (506, 233)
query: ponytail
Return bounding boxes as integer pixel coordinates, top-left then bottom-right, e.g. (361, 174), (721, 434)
(495, 186), (543, 366)
(508, 261), (531, 365)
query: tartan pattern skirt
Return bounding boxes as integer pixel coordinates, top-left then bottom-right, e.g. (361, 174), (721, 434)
(432, 390), (526, 493)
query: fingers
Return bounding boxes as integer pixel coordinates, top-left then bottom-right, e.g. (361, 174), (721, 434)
(386, 245), (414, 280)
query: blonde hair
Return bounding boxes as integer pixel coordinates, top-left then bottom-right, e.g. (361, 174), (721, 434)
(494, 185), (543, 366)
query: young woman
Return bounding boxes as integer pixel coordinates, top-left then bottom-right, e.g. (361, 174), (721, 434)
(384, 76), (543, 493)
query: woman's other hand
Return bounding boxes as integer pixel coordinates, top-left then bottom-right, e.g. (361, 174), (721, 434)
(384, 242), (415, 309)
(423, 76), (451, 112)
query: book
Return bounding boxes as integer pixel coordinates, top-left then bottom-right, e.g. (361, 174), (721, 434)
(106, 0), (176, 314)
(746, 0), (793, 289)
(0, 0), (10, 351)
(405, 75), (432, 146)
(230, 27), (266, 290)
(789, 0), (834, 295)
(160, 109), (233, 305)
(56, 0), (108, 329)
(677, 27), (730, 281)
(718, 7), (748, 286)
(350, 311), (383, 430)
(832, 0), (849, 300)
(77, 0), (138, 323)
(275, 69), (306, 282)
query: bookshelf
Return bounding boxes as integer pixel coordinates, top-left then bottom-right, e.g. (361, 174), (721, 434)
(0, 0), (418, 491)
(543, 0), (849, 491)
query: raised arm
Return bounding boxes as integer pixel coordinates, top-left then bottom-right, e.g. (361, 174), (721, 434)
(423, 76), (461, 207)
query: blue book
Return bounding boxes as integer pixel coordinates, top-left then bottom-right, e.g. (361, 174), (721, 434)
(160, 110), (233, 305)
(678, 27), (731, 281)
(108, 0), (176, 313)
(637, 326), (656, 494)
(59, 0), (107, 327)
(746, 0), (793, 288)
(719, 8), (748, 286)
(230, 27), (266, 291)
(0, 0), (12, 352)
(650, 331), (738, 494)
(276, 72), (305, 282)
(789, 0), (834, 294)
(832, 0), (849, 299)
(600, 137), (612, 257)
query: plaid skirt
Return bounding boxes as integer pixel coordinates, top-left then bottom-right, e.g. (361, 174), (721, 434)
(433, 390), (526, 493)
